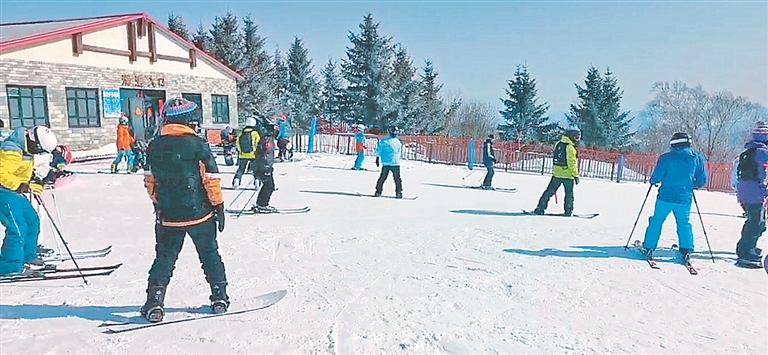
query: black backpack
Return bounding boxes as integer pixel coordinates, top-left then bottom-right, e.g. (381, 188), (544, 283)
(238, 128), (254, 153)
(738, 148), (758, 181)
(553, 142), (569, 167)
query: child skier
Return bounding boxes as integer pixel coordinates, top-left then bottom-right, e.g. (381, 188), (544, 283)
(276, 114), (290, 162)
(141, 97), (228, 322)
(374, 126), (403, 198)
(734, 123), (768, 267)
(533, 128), (581, 216)
(640, 132), (708, 264)
(0, 126), (58, 275)
(233, 117), (260, 188)
(352, 124), (367, 170)
(251, 116), (278, 213)
(111, 116), (135, 173)
(481, 134), (496, 189)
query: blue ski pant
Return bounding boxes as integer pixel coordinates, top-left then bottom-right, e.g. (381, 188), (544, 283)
(642, 198), (694, 251)
(0, 189), (41, 274)
(354, 151), (365, 169)
(112, 149), (134, 168)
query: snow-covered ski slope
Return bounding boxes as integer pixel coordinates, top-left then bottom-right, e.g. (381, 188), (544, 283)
(1, 152), (766, 354)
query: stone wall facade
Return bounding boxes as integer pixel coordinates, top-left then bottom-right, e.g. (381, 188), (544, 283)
(0, 58), (237, 150)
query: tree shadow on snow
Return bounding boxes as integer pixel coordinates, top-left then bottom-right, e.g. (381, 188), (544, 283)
(503, 245), (738, 263)
(0, 304), (206, 323)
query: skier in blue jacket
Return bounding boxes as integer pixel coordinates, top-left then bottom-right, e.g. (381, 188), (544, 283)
(374, 126), (403, 198)
(640, 132), (708, 263)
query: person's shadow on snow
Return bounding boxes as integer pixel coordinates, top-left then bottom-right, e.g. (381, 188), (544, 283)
(0, 304), (206, 323)
(503, 245), (737, 263)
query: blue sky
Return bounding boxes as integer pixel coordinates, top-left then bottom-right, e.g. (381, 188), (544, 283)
(1, 0), (766, 121)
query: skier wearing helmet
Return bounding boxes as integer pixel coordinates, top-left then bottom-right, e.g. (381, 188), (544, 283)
(0, 126), (57, 275)
(352, 124), (367, 170)
(533, 128), (582, 216)
(141, 97), (228, 322)
(232, 117), (260, 188)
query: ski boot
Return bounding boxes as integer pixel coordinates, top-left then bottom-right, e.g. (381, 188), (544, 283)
(110, 162), (118, 174)
(140, 285), (167, 323)
(254, 205), (278, 214)
(24, 257), (46, 267)
(127, 163), (135, 174)
(374, 191), (382, 197)
(36, 245), (54, 257)
(395, 192), (403, 199)
(679, 248), (693, 264)
(532, 208), (544, 215)
(209, 283), (230, 314)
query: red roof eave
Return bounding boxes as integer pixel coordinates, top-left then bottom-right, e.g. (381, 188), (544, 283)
(0, 12), (243, 81)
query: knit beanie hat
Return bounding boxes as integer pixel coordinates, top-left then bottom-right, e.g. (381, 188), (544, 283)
(750, 122), (768, 142)
(163, 97), (198, 124)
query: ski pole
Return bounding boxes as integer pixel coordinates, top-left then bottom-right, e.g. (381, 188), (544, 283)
(624, 184), (654, 250)
(236, 188), (259, 219)
(50, 191), (64, 255)
(692, 191), (716, 263)
(34, 194), (89, 285)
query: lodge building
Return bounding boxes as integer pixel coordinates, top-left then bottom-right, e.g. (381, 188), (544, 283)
(0, 13), (241, 150)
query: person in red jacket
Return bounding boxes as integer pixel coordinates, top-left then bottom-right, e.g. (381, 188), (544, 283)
(111, 116), (135, 173)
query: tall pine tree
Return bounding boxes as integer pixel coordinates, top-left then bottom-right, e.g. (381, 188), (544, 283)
(384, 44), (418, 131)
(566, 66), (632, 148)
(412, 60), (444, 134)
(209, 11), (242, 70)
(341, 13), (392, 129)
(272, 47), (288, 112)
(167, 12), (189, 40)
(320, 58), (348, 126)
(282, 36), (320, 129)
(498, 64), (557, 143)
(191, 21), (209, 51)
(238, 14), (275, 119)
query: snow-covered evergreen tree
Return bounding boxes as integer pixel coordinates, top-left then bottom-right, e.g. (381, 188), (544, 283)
(566, 66), (633, 148)
(272, 47), (288, 113)
(412, 60), (445, 134)
(384, 44), (418, 132)
(237, 14), (275, 119)
(209, 11), (243, 70)
(191, 22), (209, 51)
(167, 12), (189, 40)
(341, 13), (393, 130)
(282, 36), (320, 129)
(320, 58), (349, 126)
(498, 64), (558, 143)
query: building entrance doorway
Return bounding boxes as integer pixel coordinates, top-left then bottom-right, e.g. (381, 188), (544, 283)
(120, 88), (166, 141)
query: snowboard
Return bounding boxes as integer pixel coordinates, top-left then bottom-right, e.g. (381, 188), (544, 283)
(521, 210), (599, 219)
(100, 289), (287, 334)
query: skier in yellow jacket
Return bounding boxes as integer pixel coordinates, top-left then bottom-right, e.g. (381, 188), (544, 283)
(0, 126), (58, 275)
(533, 128), (581, 216)
(232, 117), (261, 188)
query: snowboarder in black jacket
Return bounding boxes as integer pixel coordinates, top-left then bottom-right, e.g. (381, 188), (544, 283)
(140, 97), (228, 322)
(481, 134), (496, 189)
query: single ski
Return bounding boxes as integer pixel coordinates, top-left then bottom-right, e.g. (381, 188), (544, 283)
(631, 240), (661, 269)
(39, 263), (122, 274)
(40, 247), (113, 263)
(0, 269), (116, 283)
(222, 186), (259, 191)
(684, 262), (698, 275)
(38, 245), (112, 258)
(521, 210), (599, 219)
(102, 290), (287, 334)
(356, 193), (418, 200)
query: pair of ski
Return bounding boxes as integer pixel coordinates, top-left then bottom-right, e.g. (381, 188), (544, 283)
(521, 210), (600, 219)
(225, 206), (311, 215)
(356, 193), (419, 200)
(39, 245), (112, 263)
(632, 240), (698, 275)
(463, 185), (517, 194)
(0, 263), (122, 283)
(98, 289), (287, 334)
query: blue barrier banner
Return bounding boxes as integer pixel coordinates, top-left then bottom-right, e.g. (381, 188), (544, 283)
(307, 116), (317, 154)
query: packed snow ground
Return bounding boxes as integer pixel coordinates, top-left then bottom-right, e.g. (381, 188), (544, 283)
(1, 152), (766, 354)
